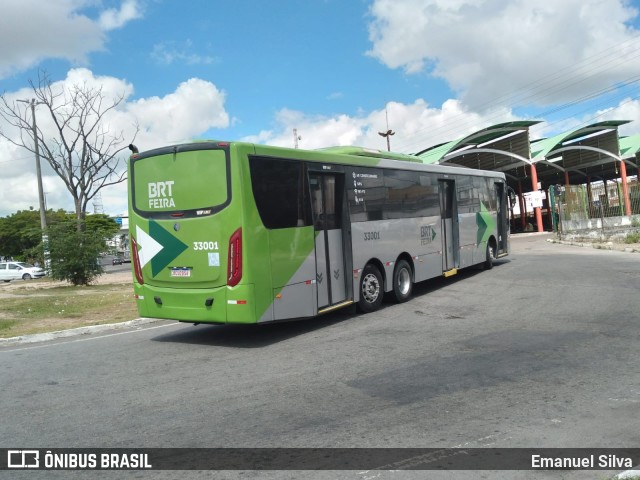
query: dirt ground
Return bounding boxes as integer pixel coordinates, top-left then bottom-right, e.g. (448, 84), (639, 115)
(0, 270), (131, 296)
(0, 271), (137, 338)
(550, 237), (640, 253)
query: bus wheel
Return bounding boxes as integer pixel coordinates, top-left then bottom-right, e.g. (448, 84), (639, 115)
(392, 259), (413, 303)
(484, 243), (494, 270)
(358, 264), (383, 313)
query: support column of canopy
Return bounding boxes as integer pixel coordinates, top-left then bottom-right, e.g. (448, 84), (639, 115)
(545, 189), (552, 229)
(586, 177), (593, 218)
(619, 160), (631, 216)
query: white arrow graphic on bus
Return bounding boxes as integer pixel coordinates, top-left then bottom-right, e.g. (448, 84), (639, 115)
(136, 225), (163, 268)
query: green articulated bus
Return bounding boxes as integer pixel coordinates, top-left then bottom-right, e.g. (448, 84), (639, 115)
(127, 141), (509, 324)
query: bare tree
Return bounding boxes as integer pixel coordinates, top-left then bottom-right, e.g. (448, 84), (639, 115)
(0, 71), (138, 222)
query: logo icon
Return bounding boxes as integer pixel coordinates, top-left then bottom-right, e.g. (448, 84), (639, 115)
(136, 220), (189, 277)
(476, 202), (496, 246)
(8, 450), (39, 468)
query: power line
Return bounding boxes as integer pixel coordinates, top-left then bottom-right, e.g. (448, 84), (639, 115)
(394, 34), (640, 152)
(0, 154), (34, 164)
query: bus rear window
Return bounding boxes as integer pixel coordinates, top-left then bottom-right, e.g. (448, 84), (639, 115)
(132, 148), (229, 214)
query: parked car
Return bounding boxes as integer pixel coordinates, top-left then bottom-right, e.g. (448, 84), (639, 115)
(0, 261), (46, 282)
(112, 251), (131, 265)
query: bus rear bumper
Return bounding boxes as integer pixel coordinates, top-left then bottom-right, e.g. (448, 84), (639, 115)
(133, 283), (256, 324)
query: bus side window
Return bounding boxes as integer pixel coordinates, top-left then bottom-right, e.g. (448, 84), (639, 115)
(249, 157), (312, 229)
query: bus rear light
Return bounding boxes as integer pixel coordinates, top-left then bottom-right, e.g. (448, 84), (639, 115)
(227, 227), (242, 287)
(130, 235), (144, 285)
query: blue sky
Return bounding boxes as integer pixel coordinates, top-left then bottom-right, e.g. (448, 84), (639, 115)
(1, 0), (640, 216)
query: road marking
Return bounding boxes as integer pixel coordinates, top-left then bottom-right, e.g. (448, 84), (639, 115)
(0, 322), (177, 353)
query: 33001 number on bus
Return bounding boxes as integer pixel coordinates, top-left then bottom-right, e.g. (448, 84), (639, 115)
(193, 241), (219, 251)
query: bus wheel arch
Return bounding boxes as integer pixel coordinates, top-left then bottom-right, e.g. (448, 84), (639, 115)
(392, 254), (414, 303)
(357, 261), (385, 313)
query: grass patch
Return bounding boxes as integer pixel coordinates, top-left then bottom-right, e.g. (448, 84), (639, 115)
(0, 283), (139, 338)
(624, 231), (640, 244)
(0, 319), (19, 331)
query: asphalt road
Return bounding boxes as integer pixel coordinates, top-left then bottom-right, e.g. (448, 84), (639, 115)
(2, 234), (639, 479)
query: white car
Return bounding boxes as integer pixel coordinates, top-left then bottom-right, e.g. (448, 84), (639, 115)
(0, 261), (46, 282)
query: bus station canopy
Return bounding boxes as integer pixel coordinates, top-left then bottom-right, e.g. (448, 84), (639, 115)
(413, 120), (636, 189)
(619, 133), (640, 163)
(529, 121), (632, 186)
(415, 122), (540, 181)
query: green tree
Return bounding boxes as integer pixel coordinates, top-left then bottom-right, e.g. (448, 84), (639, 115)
(0, 208), (67, 262)
(47, 215), (120, 286)
(84, 214), (121, 240)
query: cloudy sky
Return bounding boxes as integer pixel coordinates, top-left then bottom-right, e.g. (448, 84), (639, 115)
(1, 0), (640, 217)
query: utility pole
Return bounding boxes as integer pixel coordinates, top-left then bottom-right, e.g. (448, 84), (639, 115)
(378, 106), (394, 151)
(293, 128), (301, 149)
(18, 98), (48, 267)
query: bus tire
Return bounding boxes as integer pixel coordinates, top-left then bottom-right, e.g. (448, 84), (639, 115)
(392, 259), (413, 303)
(484, 243), (494, 270)
(358, 264), (384, 313)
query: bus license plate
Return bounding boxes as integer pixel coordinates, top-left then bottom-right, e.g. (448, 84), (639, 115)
(171, 268), (191, 277)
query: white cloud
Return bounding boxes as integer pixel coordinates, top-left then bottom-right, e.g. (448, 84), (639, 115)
(98, 0), (142, 31)
(151, 41), (217, 66)
(128, 78), (229, 144)
(0, 168), (68, 217)
(0, 70), (230, 217)
(590, 97), (640, 137)
(0, 0), (142, 79)
(366, 0), (640, 110)
(242, 99), (517, 154)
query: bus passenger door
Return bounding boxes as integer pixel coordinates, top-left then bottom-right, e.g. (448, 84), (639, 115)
(439, 179), (459, 272)
(495, 182), (509, 255)
(309, 173), (348, 311)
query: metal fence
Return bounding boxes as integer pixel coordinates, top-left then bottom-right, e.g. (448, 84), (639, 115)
(551, 181), (640, 237)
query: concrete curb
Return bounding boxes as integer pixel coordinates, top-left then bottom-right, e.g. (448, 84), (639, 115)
(616, 469), (640, 479)
(547, 238), (640, 253)
(0, 317), (161, 346)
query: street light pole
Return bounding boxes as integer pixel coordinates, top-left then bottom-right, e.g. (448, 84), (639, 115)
(18, 98), (48, 268)
(378, 105), (395, 151)
(378, 129), (395, 151)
